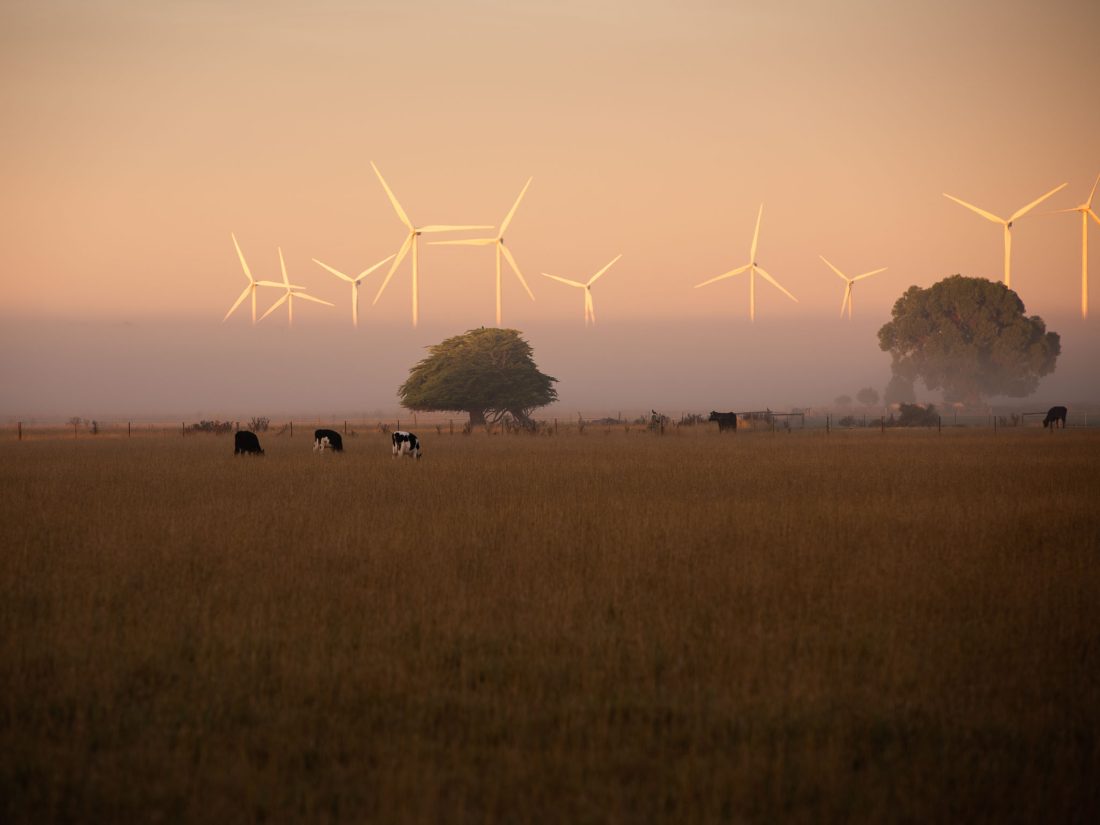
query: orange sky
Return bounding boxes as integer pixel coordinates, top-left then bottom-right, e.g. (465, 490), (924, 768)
(1, 0), (1098, 414)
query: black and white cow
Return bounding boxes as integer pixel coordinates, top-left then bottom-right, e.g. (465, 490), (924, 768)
(709, 411), (738, 432)
(392, 430), (421, 460)
(234, 430), (264, 455)
(314, 428), (344, 452)
(1042, 406), (1067, 429)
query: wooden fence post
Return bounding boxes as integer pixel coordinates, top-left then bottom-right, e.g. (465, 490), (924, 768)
(880, 416), (885, 434)
(290, 422), (293, 438)
(344, 420), (347, 434)
(17, 422), (22, 441)
(128, 421), (131, 438)
(826, 414), (830, 435)
(449, 419), (453, 435)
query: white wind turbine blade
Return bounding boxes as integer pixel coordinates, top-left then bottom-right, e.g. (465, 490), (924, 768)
(255, 279), (297, 288)
(223, 285), (252, 322)
(587, 254), (622, 286)
(373, 234), (413, 305)
(749, 204), (764, 261)
(1009, 183), (1067, 222)
(418, 224), (494, 233)
(944, 193), (1005, 225)
(1086, 173), (1100, 209)
(294, 292), (335, 307)
(231, 233), (254, 284)
(695, 263), (750, 288)
(371, 162), (413, 230)
(499, 177), (532, 238)
(586, 289), (596, 325)
(258, 292), (289, 322)
(851, 267), (887, 282)
(541, 273), (586, 288)
(754, 266), (798, 303)
(356, 253), (396, 282)
(313, 259), (355, 283)
(1089, 209), (1100, 227)
(428, 238), (497, 246)
(277, 247), (290, 286)
(501, 244), (534, 300)
(840, 283), (852, 317)
(819, 255), (849, 282)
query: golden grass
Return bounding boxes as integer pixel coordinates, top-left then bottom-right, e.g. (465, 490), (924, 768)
(2, 428), (1099, 822)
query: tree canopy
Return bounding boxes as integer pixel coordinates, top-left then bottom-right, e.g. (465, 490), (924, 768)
(398, 327), (558, 427)
(877, 275), (1060, 406)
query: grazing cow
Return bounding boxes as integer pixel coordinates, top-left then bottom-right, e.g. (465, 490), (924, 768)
(392, 430), (421, 460)
(709, 411), (738, 432)
(314, 428), (344, 452)
(1042, 406), (1067, 429)
(234, 430), (264, 455)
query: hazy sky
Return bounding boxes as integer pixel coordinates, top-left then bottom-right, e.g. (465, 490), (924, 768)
(2, 0), (1098, 416)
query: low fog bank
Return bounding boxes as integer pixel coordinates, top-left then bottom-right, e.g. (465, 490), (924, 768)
(2, 315), (1098, 421)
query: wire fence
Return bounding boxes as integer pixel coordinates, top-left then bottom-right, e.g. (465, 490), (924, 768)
(3, 408), (1096, 442)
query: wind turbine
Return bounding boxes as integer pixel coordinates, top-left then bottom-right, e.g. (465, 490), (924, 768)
(694, 204), (797, 321)
(370, 162), (492, 327)
(943, 182), (1066, 289)
(312, 253), (395, 327)
(541, 254), (622, 326)
(429, 178), (535, 326)
(819, 256), (887, 319)
(223, 233), (288, 324)
(258, 248), (334, 327)
(1048, 173), (1100, 319)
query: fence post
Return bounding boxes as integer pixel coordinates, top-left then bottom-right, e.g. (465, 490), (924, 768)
(181, 422), (185, 436)
(344, 420), (347, 435)
(880, 416), (885, 434)
(17, 422), (22, 441)
(449, 419), (453, 435)
(128, 421), (131, 438)
(993, 415), (997, 435)
(938, 415), (941, 434)
(826, 414), (830, 435)
(290, 422), (293, 438)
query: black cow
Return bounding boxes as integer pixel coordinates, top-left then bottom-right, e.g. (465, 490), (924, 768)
(709, 411), (738, 432)
(314, 428), (344, 452)
(392, 430), (421, 460)
(1042, 406), (1067, 429)
(234, 430), (264, 455)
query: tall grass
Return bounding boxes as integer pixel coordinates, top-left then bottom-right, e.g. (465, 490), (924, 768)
(2, 429), (1098, 822)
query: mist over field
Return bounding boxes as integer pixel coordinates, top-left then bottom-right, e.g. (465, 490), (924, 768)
(3, 313), (1098, 421)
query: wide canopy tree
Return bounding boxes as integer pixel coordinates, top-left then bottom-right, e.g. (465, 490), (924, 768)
(398, 327), (558, 427)
(877, 275), (1060, 406)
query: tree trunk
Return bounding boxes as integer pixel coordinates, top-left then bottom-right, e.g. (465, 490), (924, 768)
(467, 409), (487, 428)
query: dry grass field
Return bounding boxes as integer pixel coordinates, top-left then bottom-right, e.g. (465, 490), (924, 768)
(2, 427), (1099, 823)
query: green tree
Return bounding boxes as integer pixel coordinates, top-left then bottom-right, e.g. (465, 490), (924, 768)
(856, 387), (880, 407)
(398, 328), (558, 428)
(878, 275), (1060, 406)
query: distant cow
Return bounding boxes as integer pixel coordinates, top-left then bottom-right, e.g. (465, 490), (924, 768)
(314, 428), (344, 452)
(709, 411), (738, 432)
(234, 430), (264, 455)
(392, 430), (421, 460)
(1042, 406), (1067, 429)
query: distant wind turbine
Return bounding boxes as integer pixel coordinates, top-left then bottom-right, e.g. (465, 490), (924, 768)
(430, 178), (535, 326)
(819, 256), (887, 319)
(313, 253), (395, 327)
(259, 248), (334, 327)
(370, 162), (492, 327)
(223, 233), (289, 324)
(694, 204), (797, 321)
(943, 182), (1066, 289)
(1047, 173), (1100, 319)
(541, 254), (622, 325)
